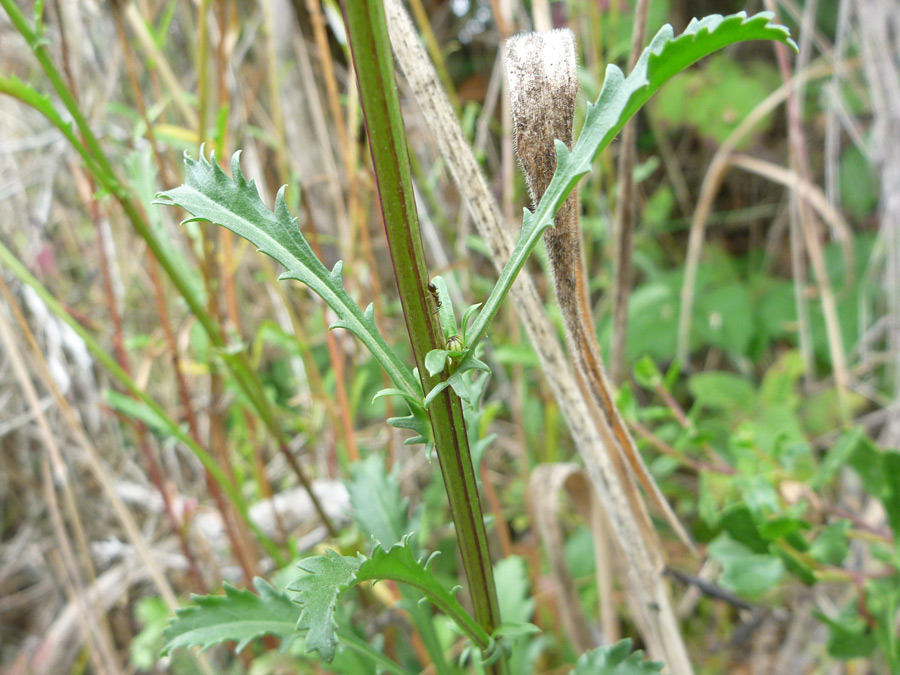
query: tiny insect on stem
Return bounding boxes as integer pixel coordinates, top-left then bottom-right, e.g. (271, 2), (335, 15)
(428, 281), (442, 315)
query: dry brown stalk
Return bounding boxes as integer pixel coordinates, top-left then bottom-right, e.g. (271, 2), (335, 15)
(505, 29), (693, 555)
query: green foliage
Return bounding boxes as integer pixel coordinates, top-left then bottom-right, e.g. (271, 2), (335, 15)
(348, 454), (410, 548)
(708, 534), (786, 598)
(652, 54), (780, 145)
(155, 151), (420, 401)
(572, 639), (666, 674)
(433, 11), (796, 401)
(148, 9), (798, 674)
(292, 551), (361, 662)
(840, 144), (878, 218)
(162, 578), (302, 655)
(130, 597), (171, 671)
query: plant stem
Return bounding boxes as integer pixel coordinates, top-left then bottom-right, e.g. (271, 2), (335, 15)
(340, 1), (505, 669)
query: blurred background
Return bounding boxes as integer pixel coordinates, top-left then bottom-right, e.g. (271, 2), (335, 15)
(1, 0), (898, 672)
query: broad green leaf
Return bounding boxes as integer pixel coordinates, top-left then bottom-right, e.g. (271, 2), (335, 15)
(688, 371), (756, 416)
(718, 505), (768, 553)
(425, 348), (451, 376)
(291, 550), (361, 662)
(652, 55), (779, 146)
(695, 282), (754, 355)
(847, 435), (887, 498)
(840, 144), (878, 218)
(810, 521), (851, 566)
(155, 152), (419, 400)
(814, 604), (878, 660)
(434, 12), (795, 397)
(348, 454), (409, 548)
(162, 578), (300, 655)
(573, 638), (666, 674)
(708, 534), (784, 598)
(759, 350), (805, 407)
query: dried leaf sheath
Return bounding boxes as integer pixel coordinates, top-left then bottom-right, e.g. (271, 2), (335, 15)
(506, 30), (692, 552)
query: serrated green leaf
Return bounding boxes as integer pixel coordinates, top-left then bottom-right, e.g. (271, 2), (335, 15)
(386, 407), (432, 447)
(355, 539), (491, 649)
(459, 11), (795, 368)
(155, 151), (418, 400)
(291, 550), (361, 663)
(162, 579), (300, 656)
(573, 638), (666, 674)
(348, 454), (409, 548)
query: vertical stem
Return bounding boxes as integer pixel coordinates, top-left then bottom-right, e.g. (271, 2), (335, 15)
(340, 1), (505, 668)
(610, 0), (651, 384)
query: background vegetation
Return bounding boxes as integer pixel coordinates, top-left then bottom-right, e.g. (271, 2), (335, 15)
(0, 0), (897, 673)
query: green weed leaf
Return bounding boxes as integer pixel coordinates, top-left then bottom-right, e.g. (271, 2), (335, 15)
(573, 638), (666, 674)
(494, 556), (534, 625)
(162, 578), (300, 656)
(814, 604), (878, 660)
(439, 12), (796, 397)
(810, 521), (851, 566)
(708, 534), (785, 598)
(348, 454), (409, 548)
(354, 539), (490, 648)
(155, 151), (419, 400)
(287, 538), (490, 663)
(291, 550), (361, 662)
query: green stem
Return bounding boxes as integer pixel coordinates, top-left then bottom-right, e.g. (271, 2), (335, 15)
(340, 1), (505, 671)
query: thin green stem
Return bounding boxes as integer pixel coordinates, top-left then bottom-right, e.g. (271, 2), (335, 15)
(340, 1), (505, 671)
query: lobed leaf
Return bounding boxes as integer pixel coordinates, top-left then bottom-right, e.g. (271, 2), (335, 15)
(155, 151), (419, 400)
(441, 12), (796, 395)
(162, 578), (301, 656)
(354, 538), (491, 648)
(348, 454), (410, 548)
(291, 550), (361, 663)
